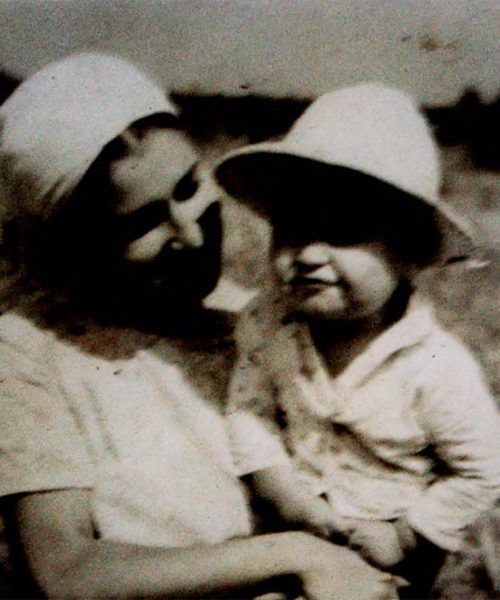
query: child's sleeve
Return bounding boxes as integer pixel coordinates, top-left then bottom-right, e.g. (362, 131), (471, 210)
(226, 304), (291, 477)
(406, 337), (500, 552)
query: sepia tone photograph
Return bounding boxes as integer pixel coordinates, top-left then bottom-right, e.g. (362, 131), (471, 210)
(0, 1), (499, 598)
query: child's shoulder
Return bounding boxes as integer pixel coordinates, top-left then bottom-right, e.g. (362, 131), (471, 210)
(422, 315), (482, 371)
(409, 302), (490, 392)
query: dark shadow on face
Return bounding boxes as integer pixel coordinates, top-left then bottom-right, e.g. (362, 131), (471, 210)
(87, 201), (224, 333)
(216, 153), (444, 268)
(24, 138), (224, 335)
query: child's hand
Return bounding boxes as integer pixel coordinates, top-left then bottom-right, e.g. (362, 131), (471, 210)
(393, 515), (417, 552)
(299, 498), (349, 540)
(347, 520), (404, 568)
(251, 466), (348, 540)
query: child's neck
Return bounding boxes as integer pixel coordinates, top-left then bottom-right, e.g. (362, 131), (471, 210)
(308, 280), (412, 378)
(309, 315), (387, 378)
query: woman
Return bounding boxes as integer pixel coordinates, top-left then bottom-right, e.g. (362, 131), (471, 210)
(0, 53), (396, 599)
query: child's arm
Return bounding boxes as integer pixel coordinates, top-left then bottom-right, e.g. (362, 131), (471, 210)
(227, 304), (347, 539)
(252, 464), (349, 538)
(404, 340), (500, 553)
(346, 341), (500, 570)
(227, 357), (346, 538)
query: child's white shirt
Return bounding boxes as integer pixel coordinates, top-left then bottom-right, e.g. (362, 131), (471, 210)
(227, 290), (500, 551)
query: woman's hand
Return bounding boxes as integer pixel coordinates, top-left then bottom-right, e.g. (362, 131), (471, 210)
(296, 536), (400, 600)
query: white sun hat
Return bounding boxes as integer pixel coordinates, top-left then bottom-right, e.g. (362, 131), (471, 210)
(0, 52), (177, 227)
(215, 83), (476, 265)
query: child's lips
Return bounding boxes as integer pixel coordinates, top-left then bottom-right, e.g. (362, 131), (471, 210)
(291, 275), (337, 290)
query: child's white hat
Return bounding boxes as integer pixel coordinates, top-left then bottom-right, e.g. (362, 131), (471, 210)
(215, 83), (476, 265)
(0, 52), (177, 226)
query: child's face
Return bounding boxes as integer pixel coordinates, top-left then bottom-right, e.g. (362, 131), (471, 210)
(272, 237), (404, 321)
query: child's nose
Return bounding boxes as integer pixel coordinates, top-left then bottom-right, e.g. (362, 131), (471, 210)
(294, 243), (331, 272)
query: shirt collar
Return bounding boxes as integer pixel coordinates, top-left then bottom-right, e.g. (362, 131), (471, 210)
(330, 294), (435, 390)
(275, 293), (435, 393)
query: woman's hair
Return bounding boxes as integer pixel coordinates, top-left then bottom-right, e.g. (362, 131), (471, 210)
(127, 112), (183, 136)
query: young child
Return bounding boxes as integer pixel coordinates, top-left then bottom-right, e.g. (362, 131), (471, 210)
(215, 83), (500, 598)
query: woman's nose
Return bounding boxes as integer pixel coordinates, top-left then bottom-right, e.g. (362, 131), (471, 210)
(169, 165), (220, 248)
(173, 220), (204, 248)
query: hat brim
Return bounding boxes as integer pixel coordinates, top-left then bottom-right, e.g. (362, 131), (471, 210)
(215, 148), (477, 266)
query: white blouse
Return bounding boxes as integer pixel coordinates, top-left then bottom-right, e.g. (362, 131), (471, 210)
(0, 311), (252, 548)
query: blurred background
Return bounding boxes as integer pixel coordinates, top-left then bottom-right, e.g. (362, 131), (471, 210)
(0, 0), (499, 103)
(0, 2), (499, 596)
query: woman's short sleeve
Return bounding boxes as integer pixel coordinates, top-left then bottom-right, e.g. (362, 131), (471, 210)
(0, 316), (94, 497)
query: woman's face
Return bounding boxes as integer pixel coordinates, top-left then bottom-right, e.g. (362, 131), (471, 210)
(93, 127), (223, 306)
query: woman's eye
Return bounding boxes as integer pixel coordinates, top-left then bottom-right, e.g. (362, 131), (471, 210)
(172, 167), (199, 202)
(118, 201), (170, 243)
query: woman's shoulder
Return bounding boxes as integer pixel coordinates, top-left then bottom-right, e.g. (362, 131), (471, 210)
(0, 309), (56, 366)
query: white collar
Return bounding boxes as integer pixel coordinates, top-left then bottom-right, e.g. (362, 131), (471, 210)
(328, 295), (435, 391)
(264, 293), (435, 405)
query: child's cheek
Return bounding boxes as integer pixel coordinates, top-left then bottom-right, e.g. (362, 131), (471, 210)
(354, 263), (399, 314)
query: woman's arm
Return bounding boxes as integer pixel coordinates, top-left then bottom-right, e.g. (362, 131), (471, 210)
(13, 488), (300, 599)
(12, 488), (394, 599)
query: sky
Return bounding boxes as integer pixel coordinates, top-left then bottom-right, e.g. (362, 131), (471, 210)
(0, 0), (499, 105)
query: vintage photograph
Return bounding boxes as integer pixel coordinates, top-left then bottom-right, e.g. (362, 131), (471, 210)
(0, 1), (499, 598)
